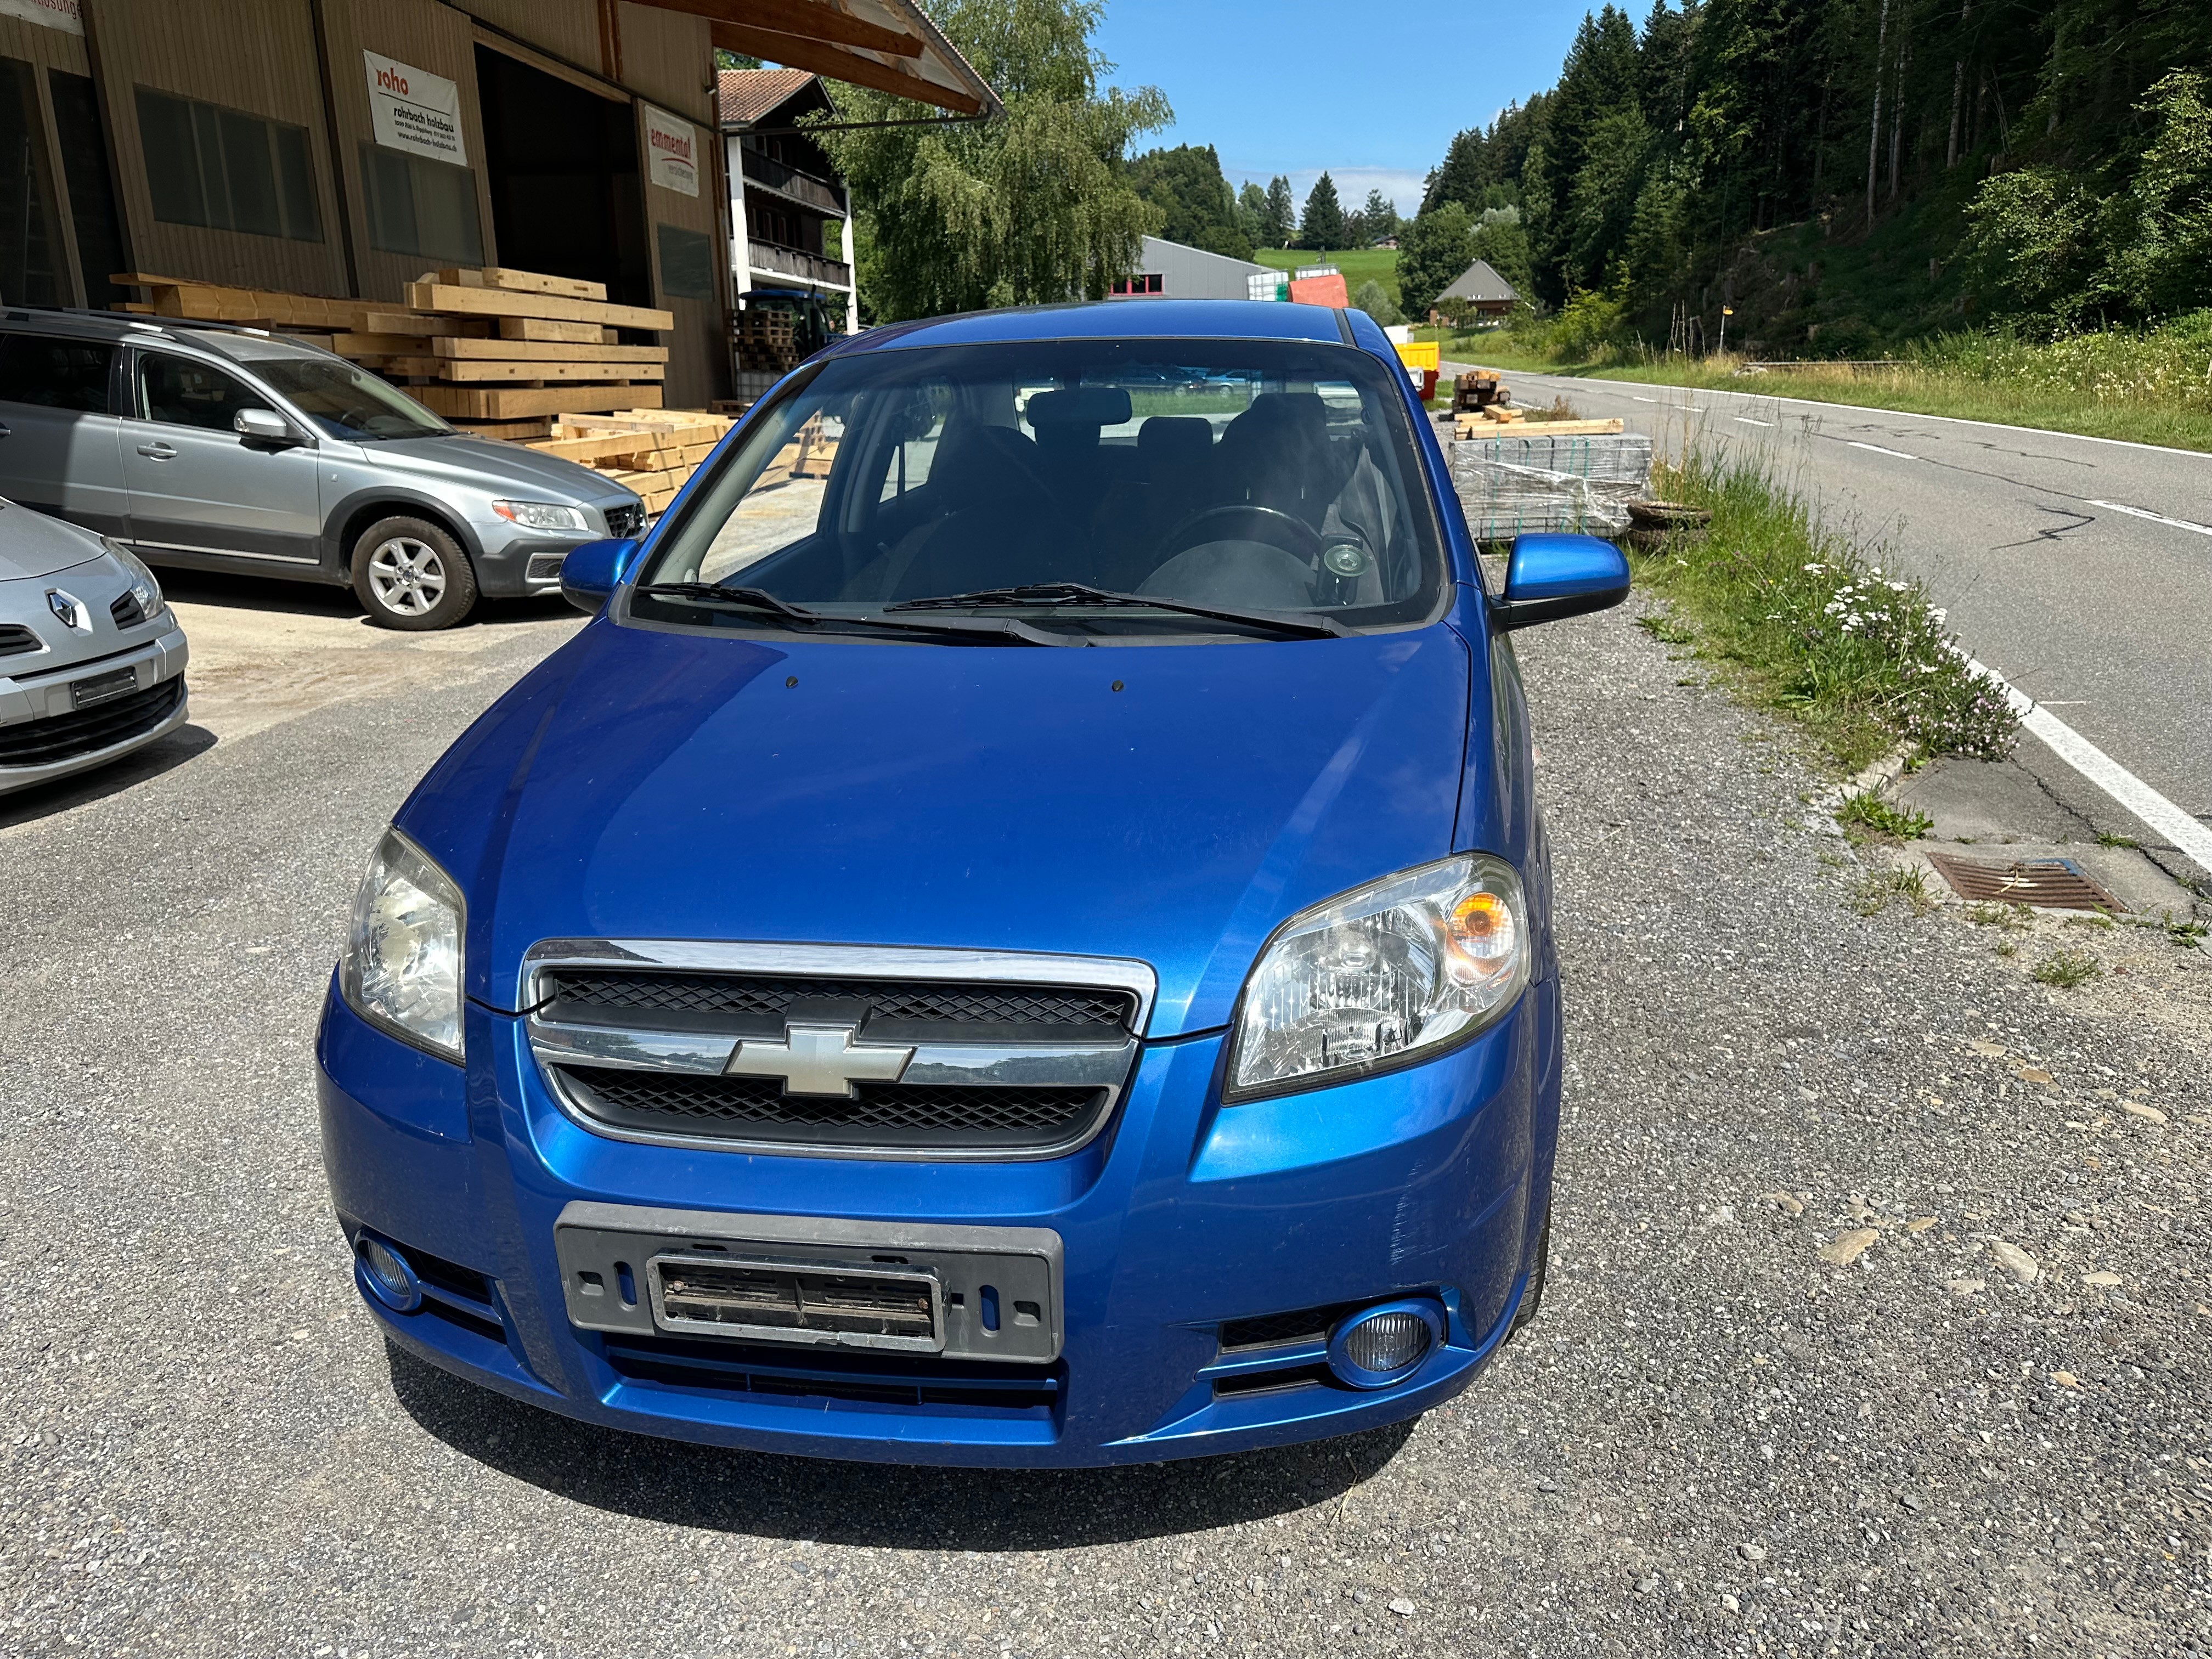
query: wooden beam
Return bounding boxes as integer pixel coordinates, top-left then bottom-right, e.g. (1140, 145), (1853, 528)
(709, 21), (981, 112)
(413, 382), (667, 420)
(404, 282), (674, 330)
(432, 337), (668, 363)
(653, 0), (922, 56)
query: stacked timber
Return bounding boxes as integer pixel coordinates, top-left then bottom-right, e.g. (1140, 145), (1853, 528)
(523, 408), (832, 515)
(114, 266), (675, 440)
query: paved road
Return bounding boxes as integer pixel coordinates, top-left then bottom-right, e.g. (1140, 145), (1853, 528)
(1449, 364), (2212, 874)
(4, 586), (2207, 1655)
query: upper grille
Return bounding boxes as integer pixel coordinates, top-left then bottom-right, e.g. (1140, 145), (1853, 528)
(0, 623), (41, 658)
(543, 969), (1138, 1032)
(0, 675), (180, 767)
(109, 591), (146, 630)
(606, 502), (645, 539)
(560, 1063), (1106, 1152)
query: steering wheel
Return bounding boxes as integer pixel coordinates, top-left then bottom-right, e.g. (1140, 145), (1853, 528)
(1153, 504), (1325, 567)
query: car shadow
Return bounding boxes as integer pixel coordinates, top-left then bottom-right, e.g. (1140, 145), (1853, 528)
(157, 567), (574, 629)
(386, 1343), (1415, 1548)
(0, 721), (217, 830)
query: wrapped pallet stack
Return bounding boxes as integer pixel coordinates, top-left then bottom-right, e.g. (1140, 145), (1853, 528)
(1449, 430), (1654, 539)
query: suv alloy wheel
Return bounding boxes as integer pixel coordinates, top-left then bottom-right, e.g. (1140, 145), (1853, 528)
(352, 516), (479, 630)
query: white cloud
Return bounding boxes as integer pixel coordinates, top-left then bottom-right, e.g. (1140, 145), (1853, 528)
(1219, 165), (1428, 217)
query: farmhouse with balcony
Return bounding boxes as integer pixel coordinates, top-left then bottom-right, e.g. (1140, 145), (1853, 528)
(718, 67), (856, 332)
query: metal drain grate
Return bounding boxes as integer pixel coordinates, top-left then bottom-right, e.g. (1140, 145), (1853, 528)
(1925, 853), (2123, 912)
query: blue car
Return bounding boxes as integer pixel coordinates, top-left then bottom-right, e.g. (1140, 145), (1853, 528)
(317, 300), (1627, 1467)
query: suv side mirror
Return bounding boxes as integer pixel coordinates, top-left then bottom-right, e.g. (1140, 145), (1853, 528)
(1489, 533), (1630, 631)
(234, 408), (303, 447)
(561, 538), (640, 613)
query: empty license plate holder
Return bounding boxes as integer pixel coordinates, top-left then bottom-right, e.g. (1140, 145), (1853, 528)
(553, 1202), (1063, 1363)
(70, 667), (137, 708)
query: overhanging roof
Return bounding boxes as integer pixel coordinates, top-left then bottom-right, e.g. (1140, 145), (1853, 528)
(623, 1), (1000, 116)
(1439, 258), (1517, 304)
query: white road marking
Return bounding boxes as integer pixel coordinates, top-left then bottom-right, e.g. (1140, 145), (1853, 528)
(2090, 499), (2212, 538)
(1848, 441), (1918, 460)
(1632, 396), (1661, 404)
(1969, 659), (2212, 873)
(1734, 416), (1776, 427)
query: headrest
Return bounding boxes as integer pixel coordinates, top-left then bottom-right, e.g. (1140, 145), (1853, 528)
(1137, 415), (1215, 468)
(1025, 386), (1134, 430)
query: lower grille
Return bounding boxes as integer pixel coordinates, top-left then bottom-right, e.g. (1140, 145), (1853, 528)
(560, 1064), (1105, 1152)
(1218, 1302), (1359, 1353)
(657, 1257), (935, 1341)
(602, 1333), (1063, 1417)
(0, 675), (180, 767)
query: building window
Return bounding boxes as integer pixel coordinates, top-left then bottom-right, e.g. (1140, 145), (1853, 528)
(656, 223), (714, 302)
(359, 142), (482, 264)
(135, 87), (321, 242)
(1109, 273), (1163, 297)
(49, 70), (133, 309)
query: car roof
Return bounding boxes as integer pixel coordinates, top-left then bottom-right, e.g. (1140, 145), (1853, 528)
(827, 300), (1353, 358)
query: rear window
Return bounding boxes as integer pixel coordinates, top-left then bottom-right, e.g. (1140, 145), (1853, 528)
(635, 337), (1446, 639)
(0, 334), (115, 414)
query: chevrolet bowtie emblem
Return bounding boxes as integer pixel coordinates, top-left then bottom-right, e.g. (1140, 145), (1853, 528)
(724, 1021), (915, 1098)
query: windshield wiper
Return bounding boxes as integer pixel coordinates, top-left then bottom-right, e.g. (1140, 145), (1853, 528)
(886, 582), (1351, 640)
(633, 583), (1075, 646)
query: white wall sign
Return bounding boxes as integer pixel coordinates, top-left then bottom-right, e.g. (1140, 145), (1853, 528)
(363, 50), (466, 167)
(0, 0), (83, 33)
(644, 105), (699, 198)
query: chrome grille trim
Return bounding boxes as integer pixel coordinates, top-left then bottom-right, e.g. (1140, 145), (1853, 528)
(520, 940), (1157, 1161)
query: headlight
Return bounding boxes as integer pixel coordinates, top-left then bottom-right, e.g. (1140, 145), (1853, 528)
(492, 500), (590, 534)
(102, 538), (162, 617)
(339, 828), (465, 1062)
(1228, 854), (1531, 1099)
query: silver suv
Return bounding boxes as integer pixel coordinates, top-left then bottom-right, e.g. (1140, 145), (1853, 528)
(1, 499), (188, 796)
(0, 310), (644, 630)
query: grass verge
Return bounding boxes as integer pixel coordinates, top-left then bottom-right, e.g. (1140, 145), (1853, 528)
(1628, 444), (2018, 773)
(1423, 315), (2212, 454)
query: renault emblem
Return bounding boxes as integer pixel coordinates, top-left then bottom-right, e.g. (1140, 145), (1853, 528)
(724, 1021), (915, 1098)
(47, 588), (88, 630)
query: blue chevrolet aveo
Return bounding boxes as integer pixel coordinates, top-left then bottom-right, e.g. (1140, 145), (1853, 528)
(317, 300), (1627, 1467)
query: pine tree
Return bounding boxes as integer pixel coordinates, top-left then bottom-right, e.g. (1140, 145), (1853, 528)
(1359, 189), (1400, 243)
(1299, 172), (1347, 251)
(1263, 175), (1296, 247)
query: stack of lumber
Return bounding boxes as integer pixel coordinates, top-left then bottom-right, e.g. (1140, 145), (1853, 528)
(1453, 411), (1624, 439)
(521, 408), (830, 514)
(113, 265), (674, 440)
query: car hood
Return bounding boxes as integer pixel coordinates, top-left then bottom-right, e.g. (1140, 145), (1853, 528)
(404, 619), (1474, 1037)
(0, 500), (108, 580)
(362, 435), (637, 504)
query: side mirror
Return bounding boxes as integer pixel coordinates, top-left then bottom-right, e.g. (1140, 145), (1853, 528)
(560, 538), (640, 613)
(1489, 533), (1631, 631)
(235, 407), (303, 447)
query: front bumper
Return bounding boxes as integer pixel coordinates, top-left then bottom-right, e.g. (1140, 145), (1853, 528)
(468, 498), (644, 599)
(0, 624), (190, 795)
(317, 976), (1560, 1468)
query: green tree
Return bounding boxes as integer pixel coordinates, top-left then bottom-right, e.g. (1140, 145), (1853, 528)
(1564, 106), (1651, 291)
(2108, 70), (2212, 320)
(1397, 201), (1475, 319)
(813, 0), (1169, 319)
(1237, 180), (1269, 245)
(1351, 277), (1403, 325)
(1263, 174), (1296, 247)
(1357, 188), (1400, 244)
(1127, 143), (1253, 258)
(1299, 171), (1347, 250)
(1468, 211), (1533, 301)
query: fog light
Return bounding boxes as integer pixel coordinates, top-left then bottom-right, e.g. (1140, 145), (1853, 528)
(357, 1234), (422, 1313)
(1327, 1299), (1444, 1390)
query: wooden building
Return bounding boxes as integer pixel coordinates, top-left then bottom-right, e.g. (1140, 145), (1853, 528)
(0, 0), (994, 408)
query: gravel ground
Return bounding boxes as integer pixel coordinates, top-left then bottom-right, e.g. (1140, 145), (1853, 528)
(2, 596), (2207, 1658)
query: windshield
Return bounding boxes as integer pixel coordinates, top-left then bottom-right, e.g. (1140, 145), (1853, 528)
(631, 338), (1446, 640)
(246, 355), (451, 441)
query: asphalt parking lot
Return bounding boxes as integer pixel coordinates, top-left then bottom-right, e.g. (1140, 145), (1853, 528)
(3, 581), (2208, 1657)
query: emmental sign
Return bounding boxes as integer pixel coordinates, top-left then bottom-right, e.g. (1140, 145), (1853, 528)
(643, 105), (698, 198)
(364, 50), (465, 167)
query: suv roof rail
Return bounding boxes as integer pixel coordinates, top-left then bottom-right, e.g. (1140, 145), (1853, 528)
(0, 305), (279, 342)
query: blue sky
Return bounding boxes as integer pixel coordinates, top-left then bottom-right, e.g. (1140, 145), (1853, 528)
(1092, 2), (1589, 215)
